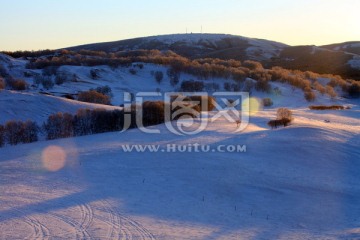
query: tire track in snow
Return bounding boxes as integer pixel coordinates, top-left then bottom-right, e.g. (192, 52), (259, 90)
(96, 200), (156, 240)
(48, 209), (92, 240)
(79, 203), (94, 236)
(13, 209), (51, 240)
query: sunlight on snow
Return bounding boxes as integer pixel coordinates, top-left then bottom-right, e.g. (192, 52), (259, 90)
(42, 146), (67, 172)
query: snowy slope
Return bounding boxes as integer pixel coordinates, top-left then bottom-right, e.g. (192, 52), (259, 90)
(0, 106), (359, 239)
(0, 90), (122, 124)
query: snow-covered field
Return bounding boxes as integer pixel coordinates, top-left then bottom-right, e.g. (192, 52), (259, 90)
(0, 105), (359, 239)
(1, 51), (360, 239)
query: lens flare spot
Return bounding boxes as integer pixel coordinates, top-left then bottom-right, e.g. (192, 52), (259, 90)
(42, 146), (66, 172)
(249, 97), (262, 115)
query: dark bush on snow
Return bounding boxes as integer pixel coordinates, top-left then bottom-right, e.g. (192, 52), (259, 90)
(90, 69), (100, 79)
(7, 78), (27, 91)
(91, 85), (113, 98)
(268, 118), (292, 129)
(262, 98), (273, 107)
(309, 105), (345, 110)
(44, 113), (74, 140)
(348, 82), (360, 98)
(304, 90), (316, 102)
(41, 77), (54, 90)
(154, 71), (164, 84)
(255, 79), (272, 93)
(0, 65), (8, 77)
(180, 80), (204, 92)
(129, 69), (137, 75)
(141, 101), (166, 127)
(167, 67), (180, 86)
(78, 90), (111, 105)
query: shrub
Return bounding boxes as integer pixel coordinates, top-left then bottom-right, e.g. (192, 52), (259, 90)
(348, 82), (360, 98)
(4, 121), (24, 145)
(141, 101), (166, 127)
(42, 66), (59, 76)
(243, 60), (263, 70)
(268, 118), (292, 129)
(44, 112), (74, 140)
(273, 87), (282, 96)
(154, 71), (164, 84)
(0, 65), (8, 77)
(0, 77), (5, 89)
(313, 81), (326, 95)
(90, 69), (100, 79)
(22, 121), (39, 143)
(263, 98), (273, 107)
(326, 85), (337, 98)
(304, 90), (316, 102)
(255, 79), (271, 93)
(78, 90), (111, 105)
(309, 105), (345, 110)
(129, 69), (137, 75)
(41, 77), (54, 90)
(243, 79), (255, 93)
(7, 78), (27, 91)
(180, 80), (204, 92)
(167, 68), (180, 86)
(277, 108), (293, 120)
(92, 85), (113, 98)
(73, 109), (93, 136)
(0, 125), (4, 147)
(224, 82), (231, 91)
(55, 72), (68, 85)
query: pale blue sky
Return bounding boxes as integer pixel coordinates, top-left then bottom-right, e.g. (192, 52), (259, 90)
(0, 0), (359, 51)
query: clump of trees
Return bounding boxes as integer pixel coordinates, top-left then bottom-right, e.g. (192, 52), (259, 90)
(15, 48), (358, 100)
(0, 120), (39, 146)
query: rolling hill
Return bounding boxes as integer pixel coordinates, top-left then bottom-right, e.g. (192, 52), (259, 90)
(64, 34), (360, 80)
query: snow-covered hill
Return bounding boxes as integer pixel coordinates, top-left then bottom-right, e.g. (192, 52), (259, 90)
(67, 33), (287, 61)
(0, 106), (359, 239)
